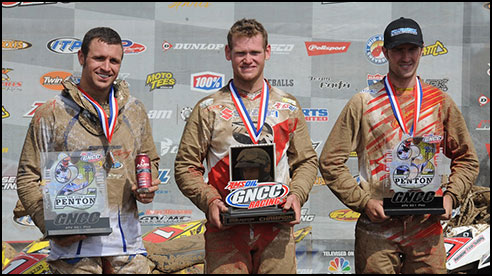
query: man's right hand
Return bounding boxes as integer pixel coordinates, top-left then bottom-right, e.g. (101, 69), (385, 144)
(364, 199), (390, 223)
(51, 235), (87, 247)
(207, 198), (229, 230)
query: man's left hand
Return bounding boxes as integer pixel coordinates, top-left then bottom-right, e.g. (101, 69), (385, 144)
(282, 194), (301, 225)
(133, 178), (160, 204)
(438, 194), (454, 220)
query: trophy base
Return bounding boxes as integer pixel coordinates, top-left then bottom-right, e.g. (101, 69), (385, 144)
(383, 197), (445, 216)
(221, 206), (295, 225)
(46, 228), (113, 237)
(45, 215), (112, 237)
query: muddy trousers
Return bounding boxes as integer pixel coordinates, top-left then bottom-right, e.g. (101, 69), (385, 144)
(48, 254), (150, 274)
(204, 222), (296, 274)
(354, 214), (447, 274)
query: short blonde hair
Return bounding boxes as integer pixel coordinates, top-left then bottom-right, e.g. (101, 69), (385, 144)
(227, 18), (268, 50)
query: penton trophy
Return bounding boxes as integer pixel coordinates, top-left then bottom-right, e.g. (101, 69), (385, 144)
(41, 150), (112, 237)
(383, 135), (445, 215)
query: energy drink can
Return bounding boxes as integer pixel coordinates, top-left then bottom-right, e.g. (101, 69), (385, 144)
(136, 154), (151, 193)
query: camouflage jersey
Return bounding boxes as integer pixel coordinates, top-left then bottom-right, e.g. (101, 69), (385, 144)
(16, 79), (159, 260)
(174, 79), (318, 215)
(319, 77), (479, 213)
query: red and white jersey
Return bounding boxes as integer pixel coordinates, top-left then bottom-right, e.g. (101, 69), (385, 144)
(319, 77), (479, 213)
(175, 79), (318, 213)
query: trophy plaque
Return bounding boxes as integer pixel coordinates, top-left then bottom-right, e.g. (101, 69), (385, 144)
(220, 144), (295, 225)
(383, 135), (445, 215)
(41, 151), (112, 237)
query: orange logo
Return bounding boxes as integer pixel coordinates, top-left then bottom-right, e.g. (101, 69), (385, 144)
(329, 209), (360, 222)
(40, 71), (72, 90)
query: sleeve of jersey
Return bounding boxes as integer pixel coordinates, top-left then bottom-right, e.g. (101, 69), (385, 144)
(442, 94), (480, 209)
(287, 102), (319, 206)
(16, 101), (57, 235)
(318, 94), (371, 213)
(174, 101), (221, 214)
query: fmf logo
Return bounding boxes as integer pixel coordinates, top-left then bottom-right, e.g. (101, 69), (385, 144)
(145, 72), (176, 91)
(329, 209), (360, 222)
(191, 72), (224, 93)
(40, 71), (72, 90)
(2, 39), (32, 50)
(225, 182), (289, 209)
(305, 42), (350, 56)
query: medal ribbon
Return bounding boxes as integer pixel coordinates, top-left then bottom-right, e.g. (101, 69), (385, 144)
(78, 85), (118, 143)
(230, 79), (269, 144)
(383, 76), (422, 136)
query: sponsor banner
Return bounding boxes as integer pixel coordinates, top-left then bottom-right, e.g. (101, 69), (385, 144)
(329, 209), (360, 222)
(365, 34), (386, 65)
(146, 72), (176, 91)
(190, 71), (224, 93)
(2, 39), (32, 50)
(40, 71), (72, 90)
(305, 42), (350, 56)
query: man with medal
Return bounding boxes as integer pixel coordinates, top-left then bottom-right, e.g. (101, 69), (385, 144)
(174, 18), (318, 274)
(319, 17), (479, 274)
(15, 27), (160, 273)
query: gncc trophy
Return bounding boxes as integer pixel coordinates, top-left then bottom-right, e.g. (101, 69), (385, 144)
(383, 135), (445, 215)
(41, 151), (112, 237)
(220, 144), (295, 225)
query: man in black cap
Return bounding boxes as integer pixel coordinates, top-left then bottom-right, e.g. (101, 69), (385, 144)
(319, 17), (479, 274)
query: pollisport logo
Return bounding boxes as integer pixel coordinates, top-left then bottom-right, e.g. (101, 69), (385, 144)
(328, 257), (352, 273)
(305, 41), (350, 56)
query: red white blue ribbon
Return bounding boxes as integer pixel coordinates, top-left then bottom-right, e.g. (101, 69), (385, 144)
(230, 79), (269, 144)
(383, 76), (422, 136)
(78, 85), (118, 143)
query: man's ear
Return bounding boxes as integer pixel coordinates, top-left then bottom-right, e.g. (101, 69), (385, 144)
(225, 45), (232, 61)
(77, 50), (85, 67)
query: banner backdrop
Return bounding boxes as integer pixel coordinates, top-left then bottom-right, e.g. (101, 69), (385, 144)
(2, 2), (489, 274)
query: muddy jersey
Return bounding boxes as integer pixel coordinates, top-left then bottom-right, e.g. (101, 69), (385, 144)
(319, 78), (479, 213)
(175, 80), (318, 214)
(16, 79), (160, 260)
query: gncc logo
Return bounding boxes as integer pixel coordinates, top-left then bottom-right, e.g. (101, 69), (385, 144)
(225, 181), (289, 209)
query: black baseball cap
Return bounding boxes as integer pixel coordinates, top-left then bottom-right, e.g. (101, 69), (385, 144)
(383, 17), (424, 49)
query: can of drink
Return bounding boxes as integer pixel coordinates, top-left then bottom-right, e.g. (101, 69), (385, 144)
(136, 153), (151, 193)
